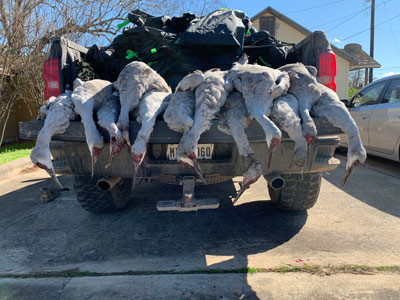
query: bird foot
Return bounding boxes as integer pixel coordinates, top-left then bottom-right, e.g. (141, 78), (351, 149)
(341, 159), (361, 186)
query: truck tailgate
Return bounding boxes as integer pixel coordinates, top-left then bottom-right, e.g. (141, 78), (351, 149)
(19, 118), (342, 143)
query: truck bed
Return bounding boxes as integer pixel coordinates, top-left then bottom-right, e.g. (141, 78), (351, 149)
(20, 119), (342, 183)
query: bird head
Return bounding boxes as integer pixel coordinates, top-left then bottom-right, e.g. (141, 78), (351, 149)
(106, 125), (125, 168)
(131, 137), (147, 176)
(30, 144), (64, 189)
(342, 147), (367, 186)
(178, 152), (207, 184)
(87, 137), (104, 177)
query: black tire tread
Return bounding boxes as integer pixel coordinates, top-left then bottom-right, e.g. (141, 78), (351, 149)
(73, 176), (132, 213)
(266, 173), (321, 211)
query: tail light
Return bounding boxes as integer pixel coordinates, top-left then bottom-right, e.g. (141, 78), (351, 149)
(43, 58), (61, 102)
(318, 51), (337, 91)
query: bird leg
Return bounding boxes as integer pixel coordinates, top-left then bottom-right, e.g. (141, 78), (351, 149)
(36, 162), (64, 190)
(105, 136), (126, 169)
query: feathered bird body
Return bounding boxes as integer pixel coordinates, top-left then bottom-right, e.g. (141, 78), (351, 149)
(176, 69), (233, 181)
(97, 91), (123, 167)
(278, 63), (322, 144)
(131, 90), (171, 168)
(271, 93), (307, 167)
(72, 78), (113, 175)
(30, 91), (74, 188)
(312, 84), (367, 185)
(229, 62), (290, 148)
(164, 71), (204, 134)
(218, 91), (262, 200)
(164, 90), (195, 134)
(279, 63), (366, 185)
(115, 61), (171, 146)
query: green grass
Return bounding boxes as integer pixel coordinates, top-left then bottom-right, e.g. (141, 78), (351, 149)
(0, 265), (399, 279)
(0, 141), (35, 164)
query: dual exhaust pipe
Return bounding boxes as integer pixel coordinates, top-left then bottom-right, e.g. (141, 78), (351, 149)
(96, 174), (285, 192)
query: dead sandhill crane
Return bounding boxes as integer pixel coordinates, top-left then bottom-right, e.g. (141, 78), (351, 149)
(115, 61), (171, 149)
(131, 90), (170, 175)
(279, 63), (366, 185)
(31, 91), (75, 189)
(176, 69), (233, 182)
(228, 59), (290, 169)
(72, 78), (113, 176)
(271, 93), (308, 168)
(96, 91), (124, 168)
(218, 91), (262, 202)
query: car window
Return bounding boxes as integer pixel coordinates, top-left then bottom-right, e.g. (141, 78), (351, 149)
(350, 81), (387, 108)
(382, 79), (400, 104)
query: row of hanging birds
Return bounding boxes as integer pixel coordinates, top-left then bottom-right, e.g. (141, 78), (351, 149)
(31, 57), (367, 200)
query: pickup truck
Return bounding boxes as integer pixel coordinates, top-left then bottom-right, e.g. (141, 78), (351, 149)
(19, 31), (342, 213)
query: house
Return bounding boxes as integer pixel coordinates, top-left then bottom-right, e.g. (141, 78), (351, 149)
(251, 6), (381, 99)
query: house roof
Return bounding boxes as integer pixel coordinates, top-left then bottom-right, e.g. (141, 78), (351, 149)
(251, 6), (364, 66)
(342, 43), (381, 70)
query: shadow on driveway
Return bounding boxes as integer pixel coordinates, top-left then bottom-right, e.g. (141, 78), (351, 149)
(0, 176), (308, 299)
(323, 149), (400, 218)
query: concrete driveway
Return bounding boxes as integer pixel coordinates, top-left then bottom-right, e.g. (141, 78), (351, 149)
(0, 153), (399, 299)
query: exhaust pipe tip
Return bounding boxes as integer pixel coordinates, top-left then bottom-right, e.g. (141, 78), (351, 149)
(97, 176), (122, 191)
(265, 173), (285, 189)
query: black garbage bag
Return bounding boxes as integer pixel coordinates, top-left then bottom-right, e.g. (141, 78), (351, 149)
(82, 9), (296, 90)
(244, 30), (295, 68)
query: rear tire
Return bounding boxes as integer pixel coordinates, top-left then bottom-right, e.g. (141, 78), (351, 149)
(73, 175), (133, 213)
(266, 173), (321, 211)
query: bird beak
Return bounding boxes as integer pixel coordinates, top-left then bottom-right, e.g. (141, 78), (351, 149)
(233, 176), (260, 204)
(36, 162), (64, 190)
(105, 139), (126, 169)
(187, 152), (207, 184)
(267, 138), (281, 171)
(122, 130), (131, 147)
(131, 152), (145, 181)
(341, 159), (361, 186)
(91, 147), (103, 177)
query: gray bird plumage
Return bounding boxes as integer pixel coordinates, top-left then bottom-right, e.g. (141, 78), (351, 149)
(279, 63), (366, 184)
(30, 91), (74, 188)
(115, 61), (171, 146)
(229, 61), (290, 148)
(271, 93), (307, 167)
(72, 78), (113, 175)
(176, 69), (233, 181)
(218, 91), (262, 200)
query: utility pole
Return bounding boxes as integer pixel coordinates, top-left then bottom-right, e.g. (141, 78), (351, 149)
(369, 0), (375, 83)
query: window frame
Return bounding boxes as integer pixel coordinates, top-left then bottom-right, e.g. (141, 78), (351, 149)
(259, 16), (276, 36)
(349, 80), (390, 108)
(380, 78), (400, 104)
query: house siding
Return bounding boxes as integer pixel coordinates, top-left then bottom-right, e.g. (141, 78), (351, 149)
(252, 12), (349, 99)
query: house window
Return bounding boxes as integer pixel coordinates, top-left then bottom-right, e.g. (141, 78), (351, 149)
(260, 16), (275, 36)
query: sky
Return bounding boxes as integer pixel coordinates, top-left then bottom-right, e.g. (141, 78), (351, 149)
(224, 0), (400, 79)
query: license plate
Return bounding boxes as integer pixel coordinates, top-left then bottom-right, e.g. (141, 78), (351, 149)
(166, 144), (214, 160)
